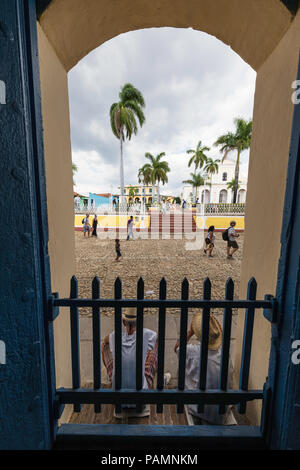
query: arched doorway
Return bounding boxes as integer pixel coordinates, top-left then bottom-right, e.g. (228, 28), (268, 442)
(219, 189), (228, 203)
(201, 189), (210, 204)
(238, 189), (246, 203)
(30, 0), (300, 447)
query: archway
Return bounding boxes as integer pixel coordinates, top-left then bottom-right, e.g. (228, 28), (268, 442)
(238, 189), (246, 203)
(201, 189), (210, 204)
(219, 189), (228, 203)
(36, 0), (300, 429)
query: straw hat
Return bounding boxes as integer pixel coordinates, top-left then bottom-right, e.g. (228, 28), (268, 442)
(191, 313), (222, 350)
(122, 307), (137, 322)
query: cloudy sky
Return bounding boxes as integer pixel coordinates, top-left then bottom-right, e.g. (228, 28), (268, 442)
(68, 27), (256, 197)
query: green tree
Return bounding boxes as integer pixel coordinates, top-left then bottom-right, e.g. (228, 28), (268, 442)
(203, 157), (220, 203)
(110, 83), (146, 203)
(145, 152), (170, 204)
(128, 186), (138, 202)
(182, 172), (205, 202)
(187, 140), (210, 174)
(138, 163), (152, 207)
(214, 117), (252, 203)
(187, 140), (210, 201)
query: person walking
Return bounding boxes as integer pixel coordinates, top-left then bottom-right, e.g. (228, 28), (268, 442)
(82, 214), (90, 237)
(115, 239), (122, 261)
(92, 214), (98, 237)
(204, 225), (215, 258)
(127, 215), (134, 240)
(227, 220), (239, 259)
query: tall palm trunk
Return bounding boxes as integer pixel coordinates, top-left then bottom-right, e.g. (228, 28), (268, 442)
(233, 149), (241, 203)
(209, 174), (212, 203)
(157, 181), (160, 204)
(119, 129), (125, 205)
(152, 182), (155, 204)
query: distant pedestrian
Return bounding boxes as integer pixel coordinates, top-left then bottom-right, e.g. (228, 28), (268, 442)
(204, 225), (215, 258)
(92, 214), (98, 237)
(182, 200), (186, 210)
(115, 239), (122, 261)
(82, 214), (90, 237)
(127, 216), (134, 240)
(226, 220), (239, 259)
(113, 198), (117, 208)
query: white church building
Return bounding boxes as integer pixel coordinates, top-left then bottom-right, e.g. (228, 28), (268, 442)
(181, 160), (247, 204)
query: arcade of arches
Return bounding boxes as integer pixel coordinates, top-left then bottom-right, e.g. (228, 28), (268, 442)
(36, 0), (300, 424)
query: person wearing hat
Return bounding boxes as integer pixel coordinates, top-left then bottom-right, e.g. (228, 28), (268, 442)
(101, 308), (158, 418)
(174, 313), (236, 425)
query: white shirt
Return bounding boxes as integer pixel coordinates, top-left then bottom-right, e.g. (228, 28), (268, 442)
(228, 227), (236, 241)
(109, 328), (157, 390)
(179, 343), (236, 425)
(207, 231), (215, 244)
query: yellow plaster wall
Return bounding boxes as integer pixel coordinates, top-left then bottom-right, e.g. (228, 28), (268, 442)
(39, 0), (291, 72)
(235, 10), (300, 424)
(37, 23), (74, 423)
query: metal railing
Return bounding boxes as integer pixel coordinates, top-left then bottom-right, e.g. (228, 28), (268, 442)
(50, 276), (275, 422)
(202, 203), (245, 215)
(74, 203), (245, 216)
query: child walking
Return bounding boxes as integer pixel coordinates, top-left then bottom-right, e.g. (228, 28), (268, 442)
(204, 225), (215, 258)
(115, 239), (122, 262)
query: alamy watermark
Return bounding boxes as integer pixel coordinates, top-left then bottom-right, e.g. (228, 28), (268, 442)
(0, 340), (6, 365)
(291, 340), (300, 365)
(291, 80), (300, 104)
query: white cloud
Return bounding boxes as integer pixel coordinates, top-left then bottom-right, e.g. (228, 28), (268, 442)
(68, 27), (256, 196)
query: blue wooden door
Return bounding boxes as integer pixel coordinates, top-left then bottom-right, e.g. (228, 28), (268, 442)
(0, 0), (55, 449)
(267, 55), (300, 450)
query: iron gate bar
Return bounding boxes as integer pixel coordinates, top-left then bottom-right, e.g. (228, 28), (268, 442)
(70, 276), (81, 413)
(198, 278), (211, 413)
(136, 278), (144, 413)
(219, 277), (234, 414)
(92, 277), (101, 413)
(114, 278), (122, 414)
(53, 298), (272, 309)
(177, 278), (189, 413)
(239, 278), (257, 414)
(136, 278), (144, 391)
(56, 388), (263, 405)
(156, 278), (167, 413)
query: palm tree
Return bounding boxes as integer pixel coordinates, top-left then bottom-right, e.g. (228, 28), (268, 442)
(187, 140), (210, 201)
(128, 186), (138, 203)
(110, 83), (146, 203)
(72, 163), (78, 186)
(214, 117), (252, 203)
(187, 140), (210, 173)
(138, 164), (152, 207)
(182, 172), (205, 202)
(145, 152), (170, 204)
(227, 178), (241, 202)
(203, 157), (220, 203)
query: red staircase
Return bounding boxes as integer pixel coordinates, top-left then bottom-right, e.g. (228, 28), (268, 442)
(149, 211), (197, 234)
